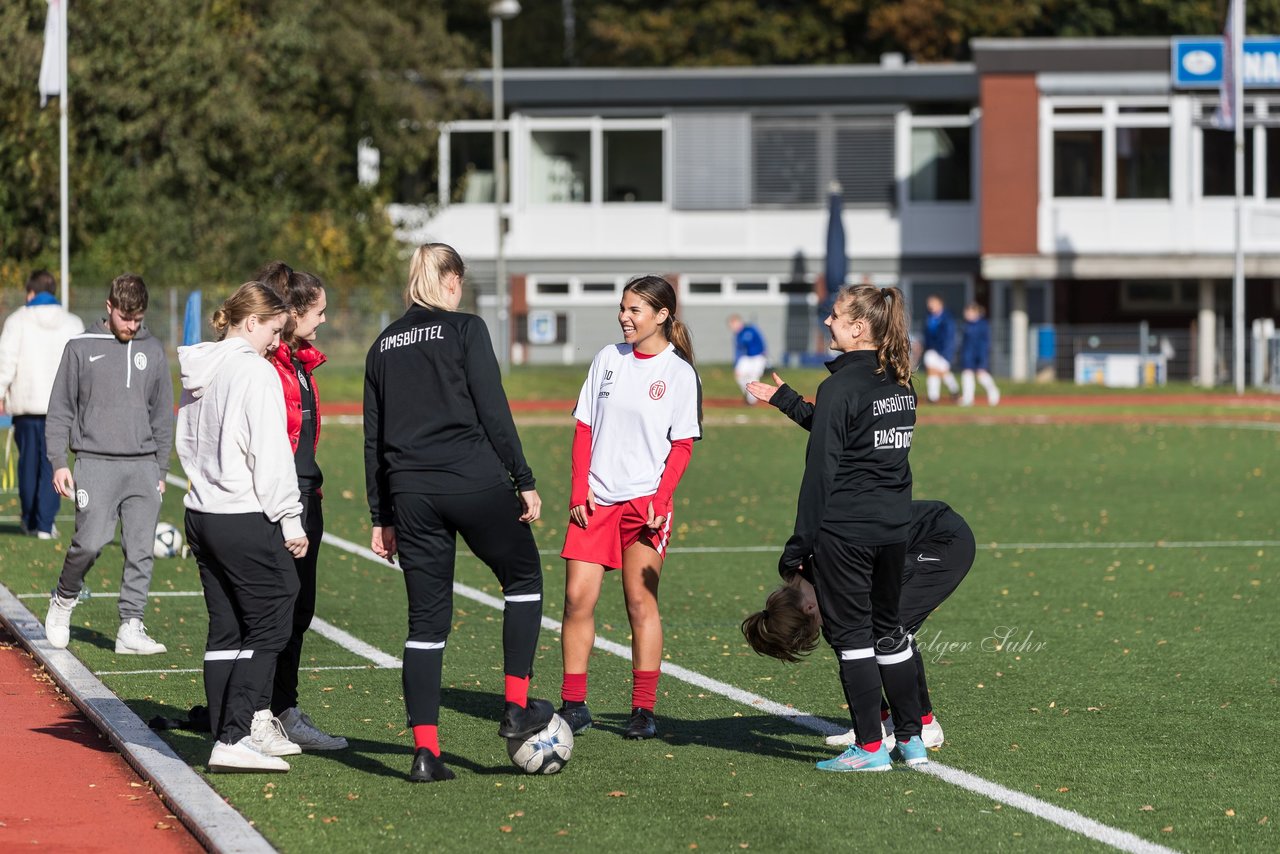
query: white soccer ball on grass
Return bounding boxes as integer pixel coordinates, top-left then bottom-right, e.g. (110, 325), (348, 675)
(507, 713), (574, 775)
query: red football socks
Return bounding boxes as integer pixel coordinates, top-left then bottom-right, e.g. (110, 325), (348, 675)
(505, 674), (529, 708)
(413, 725), (440, 756)
(561, 672), (587, 704)
(861, 740), (883, 752)
(631, 669), (660, 710)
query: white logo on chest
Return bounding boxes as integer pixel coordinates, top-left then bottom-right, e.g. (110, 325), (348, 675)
(133, 352), (147, 371)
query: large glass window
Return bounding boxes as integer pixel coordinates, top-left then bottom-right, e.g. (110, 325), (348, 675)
(1115, 127), (1170, 199)
(448, 131), (497, 204)
(530, 130), (591, 203)
(910, 126), (971, 201)
(604, 130), (663, 202)
(1053, 130), (1103, 197)
(1203, 128), (1255, 197)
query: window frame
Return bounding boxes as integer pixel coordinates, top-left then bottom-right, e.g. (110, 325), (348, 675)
(1043, 96), (1173, 203)
(903, 111), (977, 206)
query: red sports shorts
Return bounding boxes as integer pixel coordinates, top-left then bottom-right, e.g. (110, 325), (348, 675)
(560, 495), (672, 570)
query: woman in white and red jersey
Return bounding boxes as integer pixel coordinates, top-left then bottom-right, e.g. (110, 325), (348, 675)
(559, 275), (701, 740)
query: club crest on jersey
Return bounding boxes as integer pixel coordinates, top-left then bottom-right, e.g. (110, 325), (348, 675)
(649, 380), (666, 400)
(133, 352), (148, 371)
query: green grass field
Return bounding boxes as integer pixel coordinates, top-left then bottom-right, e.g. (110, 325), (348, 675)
(1, 389), (1276, 851)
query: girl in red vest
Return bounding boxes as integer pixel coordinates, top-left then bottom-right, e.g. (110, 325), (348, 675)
(259, 262), (347, 752)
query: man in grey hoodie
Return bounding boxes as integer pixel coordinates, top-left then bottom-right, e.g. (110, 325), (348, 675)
(43, 273), (173, 654)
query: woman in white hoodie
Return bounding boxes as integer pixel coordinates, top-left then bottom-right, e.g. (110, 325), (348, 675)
(176, 282), (308, 774)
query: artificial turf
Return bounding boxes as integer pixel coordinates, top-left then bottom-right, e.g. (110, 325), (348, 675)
(0, 395), (1275, 851)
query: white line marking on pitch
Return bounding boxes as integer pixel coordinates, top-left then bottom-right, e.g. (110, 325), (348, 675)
(158, 473), (1179, 853)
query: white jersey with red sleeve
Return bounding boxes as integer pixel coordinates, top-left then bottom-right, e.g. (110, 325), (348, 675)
(573, 343), (701, 506)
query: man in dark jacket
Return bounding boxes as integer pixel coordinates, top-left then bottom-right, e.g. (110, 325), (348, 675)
(43, 274), (172, 655)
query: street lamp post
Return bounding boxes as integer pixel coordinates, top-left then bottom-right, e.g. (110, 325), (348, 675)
(491, 0), (520, 373)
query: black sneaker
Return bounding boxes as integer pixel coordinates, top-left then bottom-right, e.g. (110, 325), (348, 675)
(409, 748), (456, 783)
(498, 698), (555, 739)
(557, 702), (593, 734)
(623, 707), (657, 740)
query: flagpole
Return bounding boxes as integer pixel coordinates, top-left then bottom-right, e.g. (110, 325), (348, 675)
(1232, 0), (1245, 394)
(58, 0), (69, 308)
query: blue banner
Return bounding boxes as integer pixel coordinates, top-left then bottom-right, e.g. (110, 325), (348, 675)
(182, 291), (203, 346)
(1172, 36), (1280, 88)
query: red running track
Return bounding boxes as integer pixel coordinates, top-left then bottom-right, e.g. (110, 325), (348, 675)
(0, 625), (202, 853)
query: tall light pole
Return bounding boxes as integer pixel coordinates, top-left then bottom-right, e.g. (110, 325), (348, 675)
(491, 0), (520, 373)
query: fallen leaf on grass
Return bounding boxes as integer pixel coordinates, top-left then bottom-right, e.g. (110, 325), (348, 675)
(1140, 805), (1154, 812)
(607, 791), (627, 798)
(1225, 809), (1236, 817)
(1161, 826), (1173, 833)
(500, 826), (512, 833)
(1057, 787), (1070, 793)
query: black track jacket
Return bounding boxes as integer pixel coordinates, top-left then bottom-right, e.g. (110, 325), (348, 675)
(364, 306), (535, 525)
(774, 350), (916, 571)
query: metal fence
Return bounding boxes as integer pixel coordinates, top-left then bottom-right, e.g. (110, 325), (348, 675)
(993, 321), (1272, 387)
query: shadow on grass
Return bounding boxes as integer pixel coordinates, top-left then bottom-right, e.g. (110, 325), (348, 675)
(68, 625), (118, 653)
(441, 686), (830, 764)
(120, 684), (829, 784)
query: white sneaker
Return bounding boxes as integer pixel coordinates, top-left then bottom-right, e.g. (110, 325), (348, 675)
(825, 717), (896, 753)
(922, 716), (945, 748)
(250, 710), (302, 756)
(209, 737), (290, 773)
(115, 618), (167, 655)
(279, 706), (348, 750)
(44, 593), (78, 648)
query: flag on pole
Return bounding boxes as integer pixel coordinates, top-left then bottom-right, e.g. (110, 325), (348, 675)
(1212, 0), (1240, 130)
(38, 0), (64, 108)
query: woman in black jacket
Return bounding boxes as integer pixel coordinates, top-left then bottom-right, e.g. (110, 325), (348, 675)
(750, 284), (925, 772)
(363, 243), (552, 783)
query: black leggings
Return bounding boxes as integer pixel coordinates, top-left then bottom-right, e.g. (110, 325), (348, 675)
(394, 485), (543, 728)
(271, 491), (323, 715)
(187, 510), (299, 743)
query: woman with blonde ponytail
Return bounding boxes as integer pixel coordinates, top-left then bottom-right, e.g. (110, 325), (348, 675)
(364, 243), (554, 783)
(557, 275), (702, 741)
(746, 284), (927, 773)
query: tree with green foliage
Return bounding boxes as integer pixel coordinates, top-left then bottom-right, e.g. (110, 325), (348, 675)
(0, 0), (477, 299)
(458, 0), (1277, 68)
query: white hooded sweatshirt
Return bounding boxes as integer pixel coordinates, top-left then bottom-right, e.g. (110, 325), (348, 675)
(176, 337), (304, 541)
(0, 302), (85, 415)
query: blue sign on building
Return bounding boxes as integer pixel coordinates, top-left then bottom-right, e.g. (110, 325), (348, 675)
(1172, 37), (1280, 88)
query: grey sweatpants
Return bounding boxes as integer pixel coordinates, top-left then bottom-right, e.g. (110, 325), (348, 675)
(55, 457), (163, 622)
